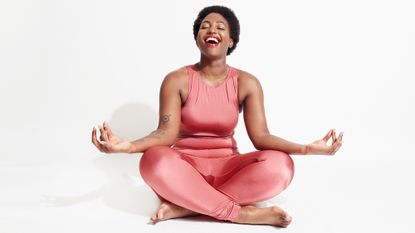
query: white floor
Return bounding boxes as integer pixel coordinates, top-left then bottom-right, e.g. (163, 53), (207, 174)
(2, 151), (414, 233)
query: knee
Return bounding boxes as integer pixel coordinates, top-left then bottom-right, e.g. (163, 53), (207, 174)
(260, 150), (295, 185)
(139, 146), (176, 181)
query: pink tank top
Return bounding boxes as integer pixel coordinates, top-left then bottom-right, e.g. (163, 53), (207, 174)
(172, 64), (240, 156)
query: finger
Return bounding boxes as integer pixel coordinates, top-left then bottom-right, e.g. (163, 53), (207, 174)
(98, 125), (104, 141)
(91, 127), (97, 143)
(322, 129), (333, 142)
(333, 142), (342, 154)
(332, 139), (343, 154)
(92, 127), (100, 146)
(332, 141), (342, 154)
(326, 141), (338, 155)
(334, 133), (344, 153)
(98, 124), (104, 138)
(338, 131), (344, 142)
(99, 125), (110, 142)
(331, 129), (337, 144)
(332, 131), (343, 146)
(102, 121), (110, 139)
(104, 121), (114, 138)
(92, 128), (104, 152)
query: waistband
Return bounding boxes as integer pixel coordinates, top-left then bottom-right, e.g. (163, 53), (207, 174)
(172, 136), (239, 158)
(172, 136), (238, 150)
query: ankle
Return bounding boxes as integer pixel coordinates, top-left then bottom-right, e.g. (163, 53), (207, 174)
(234, 205), (254, 223)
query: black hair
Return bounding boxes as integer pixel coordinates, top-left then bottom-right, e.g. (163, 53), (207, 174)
(193, 5), (240, 55)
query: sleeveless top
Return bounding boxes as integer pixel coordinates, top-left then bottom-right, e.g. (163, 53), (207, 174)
(172, 64), (240, 157)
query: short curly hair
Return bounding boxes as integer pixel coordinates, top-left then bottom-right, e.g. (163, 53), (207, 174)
(193, 5), (240, 56)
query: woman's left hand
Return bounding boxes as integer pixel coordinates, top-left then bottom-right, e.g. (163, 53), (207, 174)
(305, 129), (343, 155)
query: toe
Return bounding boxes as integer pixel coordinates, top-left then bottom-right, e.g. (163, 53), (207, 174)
(149, 213), (160, 224)
(282, 215), (292, 227)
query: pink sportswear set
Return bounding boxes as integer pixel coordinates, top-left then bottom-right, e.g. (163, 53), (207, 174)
(139, 65), (294, 221)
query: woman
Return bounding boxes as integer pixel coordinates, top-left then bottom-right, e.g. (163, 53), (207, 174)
(92, 5), (343, 228)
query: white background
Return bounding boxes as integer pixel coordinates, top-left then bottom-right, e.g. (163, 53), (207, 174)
(1, 0), (414, 232)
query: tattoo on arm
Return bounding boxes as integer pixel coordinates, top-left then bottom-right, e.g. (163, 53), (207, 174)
(160, 114), (171, 125)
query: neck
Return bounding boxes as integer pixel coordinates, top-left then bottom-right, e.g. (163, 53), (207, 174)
(197, 55), (228, 78)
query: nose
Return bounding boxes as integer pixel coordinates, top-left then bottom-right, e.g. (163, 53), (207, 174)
(207, 25), (217, 34)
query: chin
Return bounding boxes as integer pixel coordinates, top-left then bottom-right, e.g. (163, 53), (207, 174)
(201, 50), (226, 59)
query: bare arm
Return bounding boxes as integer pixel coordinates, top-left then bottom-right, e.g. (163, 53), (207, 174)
(128, 71), (182, 152)
(92, 69), (184, 154)
(239, 72), (343, 155)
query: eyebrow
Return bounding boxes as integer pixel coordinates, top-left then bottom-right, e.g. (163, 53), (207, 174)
(201, 20), (226, 25)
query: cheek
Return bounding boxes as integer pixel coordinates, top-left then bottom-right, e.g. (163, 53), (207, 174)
(196, 32), (204, 45)
(221, 32), (231, 44)
(222, 38), (231, 47)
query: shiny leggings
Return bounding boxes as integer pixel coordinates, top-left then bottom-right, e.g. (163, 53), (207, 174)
(139, 146), (294, 222)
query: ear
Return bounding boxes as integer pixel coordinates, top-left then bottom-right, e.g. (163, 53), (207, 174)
(229, 38), (234, 48)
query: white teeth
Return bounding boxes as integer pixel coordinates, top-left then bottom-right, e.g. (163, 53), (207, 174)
(206, 37), (219, 43)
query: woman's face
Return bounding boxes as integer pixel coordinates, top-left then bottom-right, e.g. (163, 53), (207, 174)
(196, 13), (233, 58)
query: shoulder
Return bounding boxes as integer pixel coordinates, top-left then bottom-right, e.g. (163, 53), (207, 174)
(233, 67), (264, 104)
(162, 66), (188, 84)
(160, 66), (189, 90)
(234, 67), (262, 93)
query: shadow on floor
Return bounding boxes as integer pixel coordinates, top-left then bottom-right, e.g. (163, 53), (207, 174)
(41, 102), (160, 216)
(41, 155), (159, 216)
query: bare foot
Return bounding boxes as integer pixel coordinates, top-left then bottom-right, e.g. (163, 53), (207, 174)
(149, 202), (199, 224)
(233, 205), (292, 228)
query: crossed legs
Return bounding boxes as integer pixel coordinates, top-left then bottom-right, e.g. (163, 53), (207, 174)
(139, 146), (294, 227)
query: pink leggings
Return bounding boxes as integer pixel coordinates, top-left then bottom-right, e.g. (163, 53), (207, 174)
(139, 146), (294, 221)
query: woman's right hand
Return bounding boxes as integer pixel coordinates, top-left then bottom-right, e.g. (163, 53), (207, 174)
(91, 122), (133, 154)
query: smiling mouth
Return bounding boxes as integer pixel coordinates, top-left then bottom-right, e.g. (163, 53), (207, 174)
(205, 36), (221, 47)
